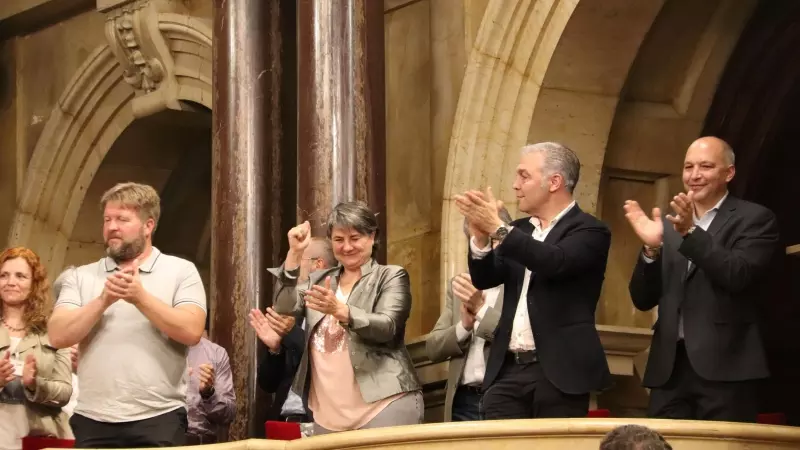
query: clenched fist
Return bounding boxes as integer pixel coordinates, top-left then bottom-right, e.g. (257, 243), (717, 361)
(288, 221), (311, 254)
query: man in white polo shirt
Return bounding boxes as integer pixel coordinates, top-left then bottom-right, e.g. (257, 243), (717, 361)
(48, 182), (207, 448)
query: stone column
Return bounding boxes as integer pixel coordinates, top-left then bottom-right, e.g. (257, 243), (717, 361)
(211, 0), (286, 440)
(297, 0), (386, 262)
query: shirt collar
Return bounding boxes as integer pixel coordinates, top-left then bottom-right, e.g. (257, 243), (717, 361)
(103, 247), (162, 273)
(530, 201), (576, 231)
(694, 191), (728, 220)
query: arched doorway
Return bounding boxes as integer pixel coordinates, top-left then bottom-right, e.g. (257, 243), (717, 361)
(7, 13), (213, 277)
(65, 108), (212, 286)
(703, 0), (800, 424)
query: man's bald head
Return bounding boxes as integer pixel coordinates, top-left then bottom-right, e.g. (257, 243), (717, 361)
(299, 237), (336, 282)
(683, 136), (736, 207)
(689, 136), (735, 166)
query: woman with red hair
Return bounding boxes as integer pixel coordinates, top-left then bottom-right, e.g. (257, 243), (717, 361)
(0, 247), (73, 449)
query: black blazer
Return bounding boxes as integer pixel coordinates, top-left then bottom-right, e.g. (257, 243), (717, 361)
(468, 205), (612, 395)
(256, 321), (310, 422)
(629, 195), (779, 387)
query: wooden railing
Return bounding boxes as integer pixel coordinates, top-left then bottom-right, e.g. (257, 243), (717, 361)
(406, 324), (654, 420)
(177, 419), (800, 449)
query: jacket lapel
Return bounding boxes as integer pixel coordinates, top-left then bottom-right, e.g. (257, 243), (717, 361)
(684, 197), (736, 281)
(542, 205), (581, 245)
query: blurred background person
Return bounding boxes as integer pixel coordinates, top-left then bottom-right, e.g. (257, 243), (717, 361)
(426, 208), (512, 422)
(274, 201), (422, 435)
(0, 247), (73, 449)
(253, 238), (335, 427)
(185, 308), (236, 445)
(599, 424), (672, 450)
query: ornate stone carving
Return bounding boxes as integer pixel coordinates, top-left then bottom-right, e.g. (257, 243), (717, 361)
(105, 0), (167, 93)
(103, 0), (183, 118)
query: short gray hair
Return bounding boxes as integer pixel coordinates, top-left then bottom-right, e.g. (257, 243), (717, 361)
(463, 206), (513, 239)
(310, 237), (337, 268)
(326, 201), (380, 252)
(721, 141), (735, 166)
(521, 142), (581, 193)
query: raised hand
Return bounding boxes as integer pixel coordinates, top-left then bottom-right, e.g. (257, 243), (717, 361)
(249, 309), (283, 352)
(305, 277), (341, 315)
(197, 363), (215, 396)
(22, 354), (36, 388)
(459, 303), (476, 331)
(455, 187), (503, 236)
(452, 273), (483, 313)
(0, 352), (14, 388)
(288, 221), (312, 253)
(666, 191), (695, 236)
(623, 200), (664, 247)
(107, 259), (145, 304)
(264, 308), (295, 337)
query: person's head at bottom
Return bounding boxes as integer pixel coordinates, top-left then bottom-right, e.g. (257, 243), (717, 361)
(599, 424), (672, 450)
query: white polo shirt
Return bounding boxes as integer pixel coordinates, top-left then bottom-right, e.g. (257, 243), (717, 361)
(55, 247), (206, 422)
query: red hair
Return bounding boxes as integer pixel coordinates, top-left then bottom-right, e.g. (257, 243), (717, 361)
(0, 247), (52, 333)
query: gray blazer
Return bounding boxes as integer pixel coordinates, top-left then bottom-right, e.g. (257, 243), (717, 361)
(273, 259), (421, 404)
(425, 278), (504, 421)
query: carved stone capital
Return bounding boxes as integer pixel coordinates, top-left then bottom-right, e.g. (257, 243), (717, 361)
(104, 0), (181, 114)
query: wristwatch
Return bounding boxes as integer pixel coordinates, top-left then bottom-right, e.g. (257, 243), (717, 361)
(201, 386), (215, 399)
(490, 224), (510, 243)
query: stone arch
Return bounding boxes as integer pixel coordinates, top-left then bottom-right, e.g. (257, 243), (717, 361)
(440, 0), (665, 290)
(440, 0), (759, 294)
(8, 12), (212, 275)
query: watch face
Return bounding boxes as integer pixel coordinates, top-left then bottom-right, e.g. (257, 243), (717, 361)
(495, 226), (509, 240)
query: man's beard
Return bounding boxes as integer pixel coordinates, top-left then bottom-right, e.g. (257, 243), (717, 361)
(106, 233), (146, 263)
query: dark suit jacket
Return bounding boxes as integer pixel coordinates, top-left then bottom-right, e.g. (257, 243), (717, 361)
(256, 320), (310, 422)
(468, 204), (612, 395)
(629, 195), (779, 387)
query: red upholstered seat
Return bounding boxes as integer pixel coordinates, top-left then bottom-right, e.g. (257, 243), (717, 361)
(22, 437), (75, 450)
(265, 420), (302, 440)
(587, 409), (611, 418)
(757, 412), (786, 425)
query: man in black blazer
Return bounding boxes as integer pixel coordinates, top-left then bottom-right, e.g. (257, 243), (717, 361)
(455, 141), (611, 419)
(251, 238), (336, 423)
(624, 136), (779, 422)
(256, 316), (309, 422)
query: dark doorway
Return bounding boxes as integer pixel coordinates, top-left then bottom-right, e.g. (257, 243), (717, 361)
(703, 0), (800, 425)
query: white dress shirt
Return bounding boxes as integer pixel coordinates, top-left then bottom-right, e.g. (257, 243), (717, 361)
(469, 201), (577, 352)
(453, 285), (502, 386)
(643, 192), (728, 339)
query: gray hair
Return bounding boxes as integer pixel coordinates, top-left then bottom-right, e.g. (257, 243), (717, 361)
(463, 206), (514, 240)
(310, 237), (337, 268)
(721, 141), (735, 166)
(326, 201), (380, 252)
(599, 425), (672, 450)
(521, 142), (581, 193)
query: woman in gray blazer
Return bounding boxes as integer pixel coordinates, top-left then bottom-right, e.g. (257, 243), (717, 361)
(273, 201), (422, 435)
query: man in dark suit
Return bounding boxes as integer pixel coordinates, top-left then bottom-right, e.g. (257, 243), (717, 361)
(455, 141), (612, 419)
(624, 136), (779, 422)
(254, 313), (308, 422)
(251, 238), (336, 423)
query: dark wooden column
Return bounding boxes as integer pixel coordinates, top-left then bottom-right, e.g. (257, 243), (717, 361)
(297, 0), (386, 262)
(211, 0), (289, 439)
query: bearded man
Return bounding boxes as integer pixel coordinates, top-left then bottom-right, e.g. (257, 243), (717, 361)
(49, 182), (207, 448)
